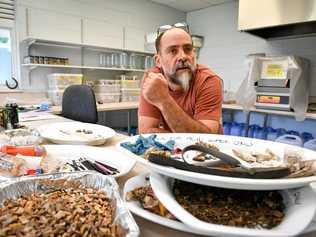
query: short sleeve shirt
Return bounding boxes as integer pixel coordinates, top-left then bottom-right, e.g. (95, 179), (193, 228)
(138, 64), (223, 132)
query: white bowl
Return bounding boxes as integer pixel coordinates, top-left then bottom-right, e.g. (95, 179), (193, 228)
(150, 172), (316, 237)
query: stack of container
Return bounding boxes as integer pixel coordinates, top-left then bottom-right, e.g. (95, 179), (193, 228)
(47, 73), (83, 105)
(223, 121), (315, 148)
(120, 75), (141, 102)
(93, 79), (121, 104)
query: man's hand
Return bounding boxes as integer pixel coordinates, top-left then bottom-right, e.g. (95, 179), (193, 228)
(142, 72), (170, 108)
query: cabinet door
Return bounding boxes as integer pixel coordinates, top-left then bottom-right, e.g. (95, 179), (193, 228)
(124, 27), (146, 52)
(27, 8), (81, 44)
(82, 19), (124, 49)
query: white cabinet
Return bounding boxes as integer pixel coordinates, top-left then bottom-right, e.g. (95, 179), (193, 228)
(124, 27), (146, 52)
(27, 8), (81, 44)
(82, 19), (124, 49)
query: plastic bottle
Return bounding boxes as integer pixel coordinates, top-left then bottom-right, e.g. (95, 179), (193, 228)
(275, 134), (303, 147)
(266, 127), (278, 141)
(239, 123), (247, 137)
(248, 124), (259, 138)
(223, 122), (232, 135)
(230, 122), (241, 136)
(253, 126), (266, 140)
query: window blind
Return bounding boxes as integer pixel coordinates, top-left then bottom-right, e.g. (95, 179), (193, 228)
(0, 0), (14, 21)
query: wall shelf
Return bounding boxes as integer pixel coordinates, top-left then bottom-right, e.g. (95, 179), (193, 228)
(22, 37), (155, 55)
(21, 64), (147, 72)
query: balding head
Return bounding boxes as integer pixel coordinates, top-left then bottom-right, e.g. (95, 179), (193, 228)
(155, 28), (193, 54)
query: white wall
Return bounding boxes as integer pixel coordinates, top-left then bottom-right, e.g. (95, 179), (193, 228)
(187, 0), (316, 97)
(16, 0), (186, 91)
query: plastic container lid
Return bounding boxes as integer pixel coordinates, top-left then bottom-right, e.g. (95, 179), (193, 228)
(275, 135), (303, 147)
(287, 130), (300, 137)
(304, 139), (316, 151)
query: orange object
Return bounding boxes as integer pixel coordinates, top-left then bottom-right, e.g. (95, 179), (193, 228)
(0, 145), (46, 157)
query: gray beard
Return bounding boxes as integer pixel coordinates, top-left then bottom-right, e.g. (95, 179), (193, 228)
(169, 71), (192, 92)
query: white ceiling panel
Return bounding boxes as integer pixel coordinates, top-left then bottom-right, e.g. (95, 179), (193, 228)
(150, 0), (234, 12)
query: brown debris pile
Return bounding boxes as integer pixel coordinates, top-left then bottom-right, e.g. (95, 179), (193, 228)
(126, 185), (175, 220)
(173, 180), (285, 229)
(0, 180), (126, 237)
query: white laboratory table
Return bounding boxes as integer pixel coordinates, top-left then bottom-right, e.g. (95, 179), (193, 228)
(20, 116), (316, 237)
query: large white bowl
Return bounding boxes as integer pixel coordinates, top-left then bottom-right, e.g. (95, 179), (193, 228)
(150, 172), (316, 237)
(123, 173), (212, 236)
(118, 133), (316, 190)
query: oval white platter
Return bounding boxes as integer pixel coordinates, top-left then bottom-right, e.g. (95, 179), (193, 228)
(123, 173), (212, 236)
(38, 122), (116, 146)
(43, 145), (136, 178)
(150, 172), (316, 237)
(118, 133), (316, 190)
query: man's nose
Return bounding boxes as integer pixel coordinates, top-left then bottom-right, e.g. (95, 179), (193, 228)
(177, 49), (187, 62)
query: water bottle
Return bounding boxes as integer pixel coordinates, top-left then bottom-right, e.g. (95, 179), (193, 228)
(248, 124), (259, 138)
(266, 127), (278, 141)
(253, 126), (267, 140)
(230, 122), (241, 136)
(239, 123), (247, 137)
(301, 132), (314, 143)
(275, 135), (303, 147)
(223, 122), (232, 135)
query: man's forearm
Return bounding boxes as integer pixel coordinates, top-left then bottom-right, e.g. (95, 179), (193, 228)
(158, 98), (216, 133)
(141, 127), (170, 134)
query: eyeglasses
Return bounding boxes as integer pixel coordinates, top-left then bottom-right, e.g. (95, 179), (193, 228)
(157, 22), (190, 36)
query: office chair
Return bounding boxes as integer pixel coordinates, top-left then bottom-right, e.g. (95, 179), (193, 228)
(62, 85), (98, 123)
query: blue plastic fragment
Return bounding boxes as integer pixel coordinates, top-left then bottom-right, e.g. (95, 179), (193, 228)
(120, 134), (175, 155)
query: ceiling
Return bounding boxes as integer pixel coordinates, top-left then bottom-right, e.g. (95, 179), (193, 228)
(150, 0), (234, 12)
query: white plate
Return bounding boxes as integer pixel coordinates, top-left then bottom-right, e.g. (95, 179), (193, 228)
(38, 122), (116, 145)
(150, 172), (316, 237)
(123, 173), (212, 236)
(44, 145), (136, 178)
(118, 133), (316, 190)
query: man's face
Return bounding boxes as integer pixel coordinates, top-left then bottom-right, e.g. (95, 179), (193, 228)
(155, 28), (196, 92)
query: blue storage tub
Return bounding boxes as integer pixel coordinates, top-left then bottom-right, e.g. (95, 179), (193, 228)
(304, 139), (316, 151)
(301, 132), (314, 143)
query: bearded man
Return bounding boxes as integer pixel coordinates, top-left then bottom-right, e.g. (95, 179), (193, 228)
(138, 23), (223, 134)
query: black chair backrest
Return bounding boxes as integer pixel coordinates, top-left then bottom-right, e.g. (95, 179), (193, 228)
(62, 85), (98, 123)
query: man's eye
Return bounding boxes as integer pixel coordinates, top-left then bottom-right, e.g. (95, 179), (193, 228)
(184, 46), (193, 53)
(170, 48), (177, 55)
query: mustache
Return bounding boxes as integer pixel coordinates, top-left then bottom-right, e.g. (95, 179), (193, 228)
(175, 61), (195, 72)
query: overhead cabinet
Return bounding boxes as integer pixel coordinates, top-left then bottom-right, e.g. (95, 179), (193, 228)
(238, 0), (316, 39)
(82, 19), (124, 49)
(26, 8), (81, 44)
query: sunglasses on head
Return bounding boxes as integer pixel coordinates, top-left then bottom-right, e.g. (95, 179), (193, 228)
(157, 22), (190, 36)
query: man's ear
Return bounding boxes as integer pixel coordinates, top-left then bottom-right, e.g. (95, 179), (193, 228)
(154, 54), (161, 68)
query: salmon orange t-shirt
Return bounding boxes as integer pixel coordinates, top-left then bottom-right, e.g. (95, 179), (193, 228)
(138, 64), (223, 132)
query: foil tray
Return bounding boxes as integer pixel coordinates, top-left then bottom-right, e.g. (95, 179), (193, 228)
(0, 171), (139, 237)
